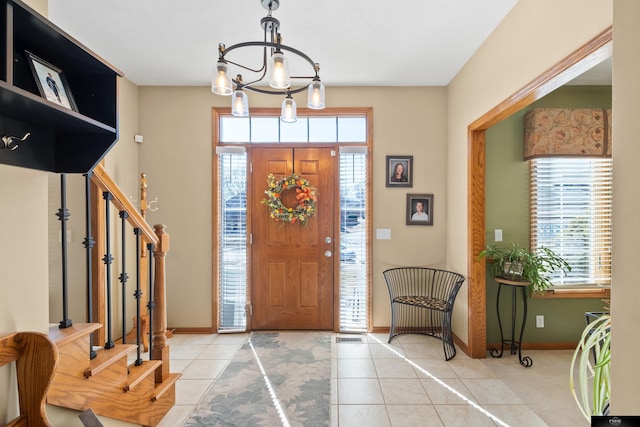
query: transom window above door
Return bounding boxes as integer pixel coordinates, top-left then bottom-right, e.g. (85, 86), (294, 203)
(219, 115), (367, 143)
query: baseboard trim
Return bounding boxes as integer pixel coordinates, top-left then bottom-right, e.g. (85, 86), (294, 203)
(486, 341), (578, 351)
(169, 327), (577, 352)
(169, 327), (216, 334)
(369, 326), (575, 353)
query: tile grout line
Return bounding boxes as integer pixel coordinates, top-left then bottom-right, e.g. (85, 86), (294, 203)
(367, 333), (511, 427)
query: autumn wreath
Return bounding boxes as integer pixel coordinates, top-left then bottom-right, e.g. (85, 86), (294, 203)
(262, 173), (317, 224)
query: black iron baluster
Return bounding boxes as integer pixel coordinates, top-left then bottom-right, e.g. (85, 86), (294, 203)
(103, 192), (115, 349)
(57, 174), (72, 329)
(119, 211), (129, 344)
(133, 228), (143, 366)
(147, 242), (155, 358)
(83, 172), (96, 359)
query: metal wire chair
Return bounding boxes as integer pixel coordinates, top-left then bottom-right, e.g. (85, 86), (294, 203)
(383, 267), (465, 361)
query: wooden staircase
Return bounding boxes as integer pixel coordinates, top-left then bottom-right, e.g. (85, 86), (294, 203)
(43, 167), (180, 426)
(47, 323), (180, 426)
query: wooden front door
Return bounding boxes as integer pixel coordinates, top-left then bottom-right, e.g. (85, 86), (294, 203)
(251, 147), (335, 330)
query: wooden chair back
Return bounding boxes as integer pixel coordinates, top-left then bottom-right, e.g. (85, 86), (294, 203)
(0, 332), (58, 427)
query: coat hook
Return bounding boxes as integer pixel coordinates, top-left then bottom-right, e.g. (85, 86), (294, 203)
(147, 197), (159, 212)
(1, 132), (31, 151)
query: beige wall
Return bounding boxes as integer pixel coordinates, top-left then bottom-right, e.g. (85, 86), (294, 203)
(138, 86), (448, 329)
(103, 77), (141, 195)
(0, 165), (49, 422)
(0, 167), (49, 332)
(25, 0), (46, 16)
(611, 0), (640, 414)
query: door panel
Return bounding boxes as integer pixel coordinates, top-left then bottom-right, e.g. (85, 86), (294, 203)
(251, 147), (334, 330)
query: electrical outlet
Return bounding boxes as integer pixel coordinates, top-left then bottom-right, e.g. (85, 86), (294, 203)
(536, 315), (544, 328)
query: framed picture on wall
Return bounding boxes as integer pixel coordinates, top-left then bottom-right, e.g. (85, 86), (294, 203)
(25, 51), (78, 112)
(406, 193), (433, 226)
(386, 155), (413, 187)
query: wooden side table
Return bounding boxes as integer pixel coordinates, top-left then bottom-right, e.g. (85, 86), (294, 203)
(489, 277), (533, 367)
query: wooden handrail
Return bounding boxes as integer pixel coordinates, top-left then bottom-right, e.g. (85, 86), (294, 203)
(91, 164), (158, 246)
(89, 164), (168, 356)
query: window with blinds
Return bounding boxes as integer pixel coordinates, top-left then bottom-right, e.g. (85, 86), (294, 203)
(530, 157), (612, 286)
(218, 151), (248, 331)
(339, 149), (368, 331)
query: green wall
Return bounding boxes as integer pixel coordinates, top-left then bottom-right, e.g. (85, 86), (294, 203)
(484, 85), (611, 345)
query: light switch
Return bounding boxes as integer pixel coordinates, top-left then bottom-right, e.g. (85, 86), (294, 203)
(495, 229), (503, 242)
(376, 229), (391, 240)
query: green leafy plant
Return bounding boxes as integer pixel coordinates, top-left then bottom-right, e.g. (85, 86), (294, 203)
(569, 311), (610, 420)
(478, 242), (571, 295)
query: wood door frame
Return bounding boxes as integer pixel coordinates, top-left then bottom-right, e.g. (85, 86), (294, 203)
(212, 107), (374, 333)
(466, 27), (612, 357)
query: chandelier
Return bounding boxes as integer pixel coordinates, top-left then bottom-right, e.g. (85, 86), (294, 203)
(211, 0), (325, 122)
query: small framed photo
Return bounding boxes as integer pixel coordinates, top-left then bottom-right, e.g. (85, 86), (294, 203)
(386, 155), (413, 187)
(25, 51), (78, 112)
(406, 193), (433, 226)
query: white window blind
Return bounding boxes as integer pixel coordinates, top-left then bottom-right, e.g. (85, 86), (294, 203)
(530, 157), (612, 286)
(218, 152), (247, 331)
(339, 151), (368, 331)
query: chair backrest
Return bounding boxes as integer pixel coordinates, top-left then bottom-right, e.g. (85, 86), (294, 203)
(0, 332), (58, 427)
(383, 267), (465, 306)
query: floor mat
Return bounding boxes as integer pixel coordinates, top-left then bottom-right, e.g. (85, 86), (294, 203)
(184, 332), (331, 427)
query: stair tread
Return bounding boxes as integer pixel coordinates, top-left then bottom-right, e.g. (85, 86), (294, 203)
(85, 344), (137, 378)
(124, 360), (162, 392)
(151, 373), (181, 402)
(48, 323), (102, 348)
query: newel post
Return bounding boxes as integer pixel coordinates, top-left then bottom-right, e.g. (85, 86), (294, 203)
(151, 224), (170, 382)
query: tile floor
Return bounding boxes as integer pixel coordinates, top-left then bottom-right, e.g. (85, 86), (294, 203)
(154, 332), (587, 427)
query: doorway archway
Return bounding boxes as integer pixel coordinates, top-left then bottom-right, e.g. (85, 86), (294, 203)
(466, 27), (613, 358)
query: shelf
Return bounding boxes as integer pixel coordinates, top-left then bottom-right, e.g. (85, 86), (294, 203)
(0, 82), (116, 134)
(494, 277), (530, 287)
(0, 0), (122, 173)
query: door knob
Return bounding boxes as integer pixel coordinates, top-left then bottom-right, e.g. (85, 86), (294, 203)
(325, 237), (332, 244)
(325, 250), (332, 257)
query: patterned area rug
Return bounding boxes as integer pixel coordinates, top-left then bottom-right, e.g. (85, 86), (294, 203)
(185, 332), (331, 427)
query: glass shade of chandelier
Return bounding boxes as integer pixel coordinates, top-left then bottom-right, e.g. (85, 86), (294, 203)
(211, 0), (326, 122)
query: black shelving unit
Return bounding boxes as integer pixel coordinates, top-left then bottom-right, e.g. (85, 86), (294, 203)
(0, 0), (122, 173)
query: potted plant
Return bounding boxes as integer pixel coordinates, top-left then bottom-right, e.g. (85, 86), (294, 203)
(569, 307), (610, 420)
(479, 242), (571, 295)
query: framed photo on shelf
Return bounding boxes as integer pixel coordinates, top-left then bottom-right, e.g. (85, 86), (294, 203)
(386, 155), (413, 187)
(406, 193), (433, 226)
(25, 51), (78, 112)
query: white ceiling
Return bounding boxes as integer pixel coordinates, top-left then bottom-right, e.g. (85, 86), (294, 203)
(48, 0), (523, 87)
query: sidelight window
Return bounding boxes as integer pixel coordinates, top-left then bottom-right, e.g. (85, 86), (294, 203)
(217, 149), (248, 331)
(339, 148), (368, 331)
